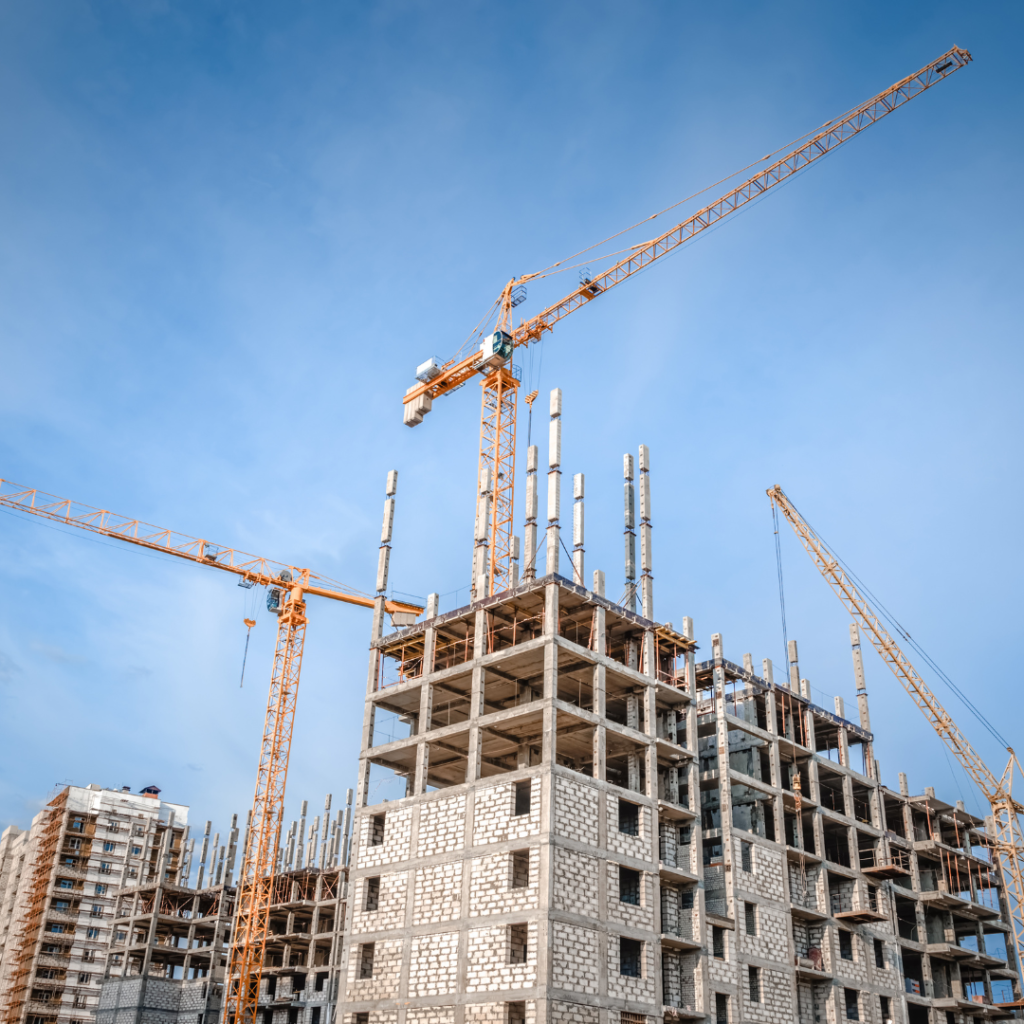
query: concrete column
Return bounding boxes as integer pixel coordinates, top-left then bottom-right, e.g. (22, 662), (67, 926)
(712, 633), (734, 863)
(788, 639), (800, 690)
(572, 473), (584, 585)
(542, 583), (560, 764)
(643, 627), (658, 800)
(467, 607), (488, 782)
(471, 464), (492, 599)
(414, 593), (439, 795)
(592, 570), (607, 781)
(546, 389), (562, 577)
(623, 455), (636, 612)
(195, 822), (211, 890)
(523, 446), (539, 581)
(850, 623), (875, 777)
(638, 444), (653, 620)
(295, 801), (308, 869)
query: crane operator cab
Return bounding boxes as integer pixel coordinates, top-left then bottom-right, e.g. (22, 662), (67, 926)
(477, 330), (513, 371)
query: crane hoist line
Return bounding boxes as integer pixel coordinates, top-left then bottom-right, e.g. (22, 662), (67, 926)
(0, 478), (422, 1024)
(767, 484), (1024, 976)
(402, 46), (972, 602)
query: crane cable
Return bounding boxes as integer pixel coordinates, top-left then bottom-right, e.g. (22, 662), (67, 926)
(774, 494), (1012, 753)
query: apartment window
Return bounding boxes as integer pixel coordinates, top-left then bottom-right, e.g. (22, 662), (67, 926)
(49, 924), (66, 934)
(740, 841), (752, 872)
(54, 900), (71, 911)
(95, 884), (107, 896)
(874, 938), (885, 969)
(748, 965), (761, 1003)
(712, 926), (725, 959)
(618, 800), (639, 836)
(103, 842), (116, 853)
(128, 868), (138, 878)
(288, 1009), (298, 1024)
(867, 885), (879, 911)
(509, 923), (528, 964)
(292, 974), (306, 992)
(43, 945), (61, 954)
(844, 988), (860, 1021)
(67, 838), (82, 850)
(266, 977), (277, 997)
(82, 950), (95, 963)
(715, 993), (729, 1024)
(315, 973), (327, 992)
(619, 937), (642, 977)
(263, 1011), (273, 1024)
(131, 847), (142, 856)
(879, 996), (892, 1024)
(107, 822), (120, 832)
(311, 1011), (321, 1024)
(58, 878), (74, 889)
(681, 889), (694, 910)
(744, 902), (757, 936)
(511, 850), (530, 889)
(619, 867), (641, 906)
(78, 973), (90, 984)
(514, 780), (531, 816)
(87, 928), (100, 939)
(90, 905), (102, 918)
(114, 931), (126, 942)
(99, 863), (112, 875)
(354, 1016), (369, 1024)
(364, 877), (380, 912)
(71, 818), (84, 832)
(506, 1002), (526, 1024)
(134, 825), (144, 836)
(358, 942), (375, 979)
(369, 814), (385, 847)
(839, 930), (853, 961)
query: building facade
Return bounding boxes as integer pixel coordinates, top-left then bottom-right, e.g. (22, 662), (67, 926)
(0, 785), (187, 1024)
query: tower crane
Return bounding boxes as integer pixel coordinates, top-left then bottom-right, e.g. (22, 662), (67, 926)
(402, 46), (972, 599)
(768, 484), (1024, 975)
(0, 479), (422, 1024)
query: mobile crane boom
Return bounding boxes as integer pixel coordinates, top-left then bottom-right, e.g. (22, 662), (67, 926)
(404, 47), (971, 597)
(768, 484), (1024, 973)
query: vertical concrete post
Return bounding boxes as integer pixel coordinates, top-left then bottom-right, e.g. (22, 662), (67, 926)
(360, 471), (396, 807)
(762, 658), (774, 685)
(295, 801), (308, 869)
(195, 821), (211, 890)
(546, 389), (562, 577)
(592, 569), (607, 781)
(414, 592), (440, 795)
(572, 473), (585, 585)
(341, 788), (354, 867)
(712, 633), (734, 864)
(472, 464), (493, 599)
(787, 640), (800, 690)
(223, 815), (239, 886)
(638, 444), (653, 620)
(624, 455), (636, 612)
(523, 446), (539, 581)
(850, 623), (875, 777)
(510, 535), (520, 589)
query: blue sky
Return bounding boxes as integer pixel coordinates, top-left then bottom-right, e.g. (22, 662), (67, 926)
(0, 2), (1021, 838)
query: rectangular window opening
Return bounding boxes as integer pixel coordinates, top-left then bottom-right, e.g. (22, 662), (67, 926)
(740, 841), (752, 872)
(514, 780), (531, 816)
(358, 942), (375, 979)
(369, 815), (385, 847)
(844, 988), (860, 1021)
(879, 997), (892, 1024)
(744, 902), (757, 936)
(715, 993), (729, 1024)
(511, 850), (530, 889)
(619, 936), (642, 977)
(619, 867), (641, 906)
(748, 965), (761, 1003)
(506, 1002), (526, 1024)
(364, 876), (380, 912)
(874, 938), (884, 969)
(712, 926), (725, 960)
(618, 800), (639, 837)
(839, 930), (853, 961)
(311, 1010), (321, 1024)
(315, 972), (327, 992)
(509, 923), (528, 964)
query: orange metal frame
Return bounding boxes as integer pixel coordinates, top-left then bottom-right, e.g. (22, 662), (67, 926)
(404, 47), (971, 595)
(0, 480), (422, 1024)
(769, 484), (1024, 982)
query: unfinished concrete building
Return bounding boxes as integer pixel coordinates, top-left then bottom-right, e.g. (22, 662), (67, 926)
(96, 792), (354, 1024)
(0, 784), (188, 1024)
(338, 392), (1021, 1024)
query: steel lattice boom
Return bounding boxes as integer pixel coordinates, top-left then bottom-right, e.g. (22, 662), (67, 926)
(402, 46), (971, 595)
(768, 484), (1024, 976)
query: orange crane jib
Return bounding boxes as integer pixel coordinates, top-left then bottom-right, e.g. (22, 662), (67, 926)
(768, 484), (1024, 976)
(401, 46), (971, 600)
(0, 478), (422, 1024)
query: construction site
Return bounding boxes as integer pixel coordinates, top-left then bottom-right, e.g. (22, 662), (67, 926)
(1, 35), (1022, 1024)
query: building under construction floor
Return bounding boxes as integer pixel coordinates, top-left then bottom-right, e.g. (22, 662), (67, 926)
(337, 399), (1021, 1024)
(96, 792), (354, 1024)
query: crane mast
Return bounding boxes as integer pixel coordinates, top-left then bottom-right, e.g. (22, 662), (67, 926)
(768, 484), (1024, 976)
(0, 480), (422, 1024)
(403, 46), (972, 596)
